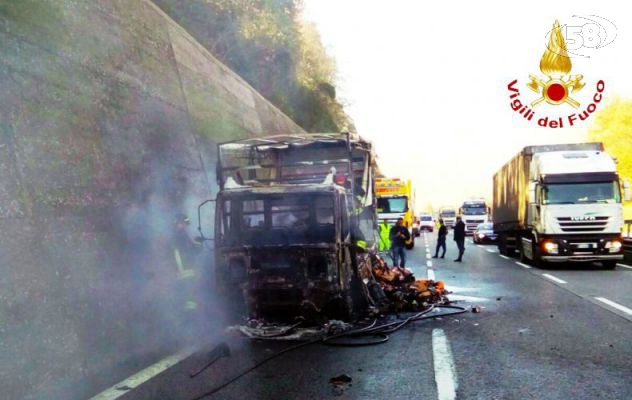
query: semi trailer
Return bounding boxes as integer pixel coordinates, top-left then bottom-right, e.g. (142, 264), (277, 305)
(493, 142), (630, 268)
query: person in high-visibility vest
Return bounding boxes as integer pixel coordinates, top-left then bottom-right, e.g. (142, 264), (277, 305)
(173, 214), (202, 312)
(378, 221), (391, 252)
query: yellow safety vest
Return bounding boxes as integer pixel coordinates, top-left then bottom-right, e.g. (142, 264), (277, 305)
(379, 223), (391, 251)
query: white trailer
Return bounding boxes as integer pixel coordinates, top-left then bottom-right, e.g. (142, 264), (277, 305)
(493, 143), (630, 268)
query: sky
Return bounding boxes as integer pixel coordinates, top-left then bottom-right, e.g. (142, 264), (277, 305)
(302, 1), (632, 211)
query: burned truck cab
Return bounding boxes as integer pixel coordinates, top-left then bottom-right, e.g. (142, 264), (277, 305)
(201, 133), (377, 320)
(215, 184), (356, 319)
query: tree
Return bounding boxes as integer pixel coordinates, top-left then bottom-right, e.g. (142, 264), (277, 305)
(588, 98), (632, 218)
(154, 0), (353, 133)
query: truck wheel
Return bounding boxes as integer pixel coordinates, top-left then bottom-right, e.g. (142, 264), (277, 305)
(498, 235), (507, 256)
(532, 244), (546, 269)
(519, 237), (528, 263)
(602, 260), (617, 270)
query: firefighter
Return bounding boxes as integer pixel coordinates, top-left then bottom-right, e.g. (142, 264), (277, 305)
(378, 220), (391, 252)
(173, 214), (202, 311)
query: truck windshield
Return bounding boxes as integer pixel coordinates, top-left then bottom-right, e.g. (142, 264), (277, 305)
(220, 194), (336, 246)
(377, 197), (408, 213)
(441, 211), (456, 217)
(420, 216), (433, 221)
(541, 181), (621, 205)
(462, 207), (486, 215)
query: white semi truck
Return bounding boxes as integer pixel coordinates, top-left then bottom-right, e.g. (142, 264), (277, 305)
(439, 207), (457, 228)
(460, 199), (490, 235)
(493, 143), (630, 268)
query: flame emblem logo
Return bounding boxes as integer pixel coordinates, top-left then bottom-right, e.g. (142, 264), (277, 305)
(527, 20), (585, 108)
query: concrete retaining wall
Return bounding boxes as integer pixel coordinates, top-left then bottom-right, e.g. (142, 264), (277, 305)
(0, 1), (304, 398)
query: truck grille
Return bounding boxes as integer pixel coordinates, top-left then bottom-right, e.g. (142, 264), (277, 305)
(466, 219), (484, 224)
(557, 216), (609, 232)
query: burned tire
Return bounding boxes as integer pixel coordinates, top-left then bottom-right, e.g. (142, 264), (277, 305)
(519, 237), (529, 263)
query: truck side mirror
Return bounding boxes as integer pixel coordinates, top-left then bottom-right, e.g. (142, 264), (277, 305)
(624, 179), (631, 202)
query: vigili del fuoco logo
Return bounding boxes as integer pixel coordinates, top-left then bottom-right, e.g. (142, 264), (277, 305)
(507, 20), (605, 128)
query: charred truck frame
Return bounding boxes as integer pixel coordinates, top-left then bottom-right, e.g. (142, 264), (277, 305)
(200, 133), (378, 320)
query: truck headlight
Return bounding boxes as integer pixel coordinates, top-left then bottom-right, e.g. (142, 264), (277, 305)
(605, 240), (623, 253)
(542, 241), (559, 254)
(477, 233), (485, 238)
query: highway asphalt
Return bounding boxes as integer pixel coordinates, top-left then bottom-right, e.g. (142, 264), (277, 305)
(90, 231), (632, 400)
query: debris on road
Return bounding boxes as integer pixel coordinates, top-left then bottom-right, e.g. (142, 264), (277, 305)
(330, 374), (353, 396)
(330, 374), (352, 384)
(226, 253), (462, 343)
(366, 253), (448, 312)
(471, 305), (482, 313)
(229, 320), (321, 341)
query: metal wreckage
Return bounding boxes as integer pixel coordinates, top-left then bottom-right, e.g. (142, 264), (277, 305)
(198, 133), (458, 339)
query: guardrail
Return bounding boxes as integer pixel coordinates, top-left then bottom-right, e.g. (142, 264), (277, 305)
(624, 219), (632, 265)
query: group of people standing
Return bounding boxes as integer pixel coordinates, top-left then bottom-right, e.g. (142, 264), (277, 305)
(433, 216), (466, 262)
(379, 216), (467, 267)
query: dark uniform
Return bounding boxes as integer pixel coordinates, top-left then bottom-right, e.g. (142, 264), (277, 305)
(453, 219), (466, 262)
(434, 223), (448, 258)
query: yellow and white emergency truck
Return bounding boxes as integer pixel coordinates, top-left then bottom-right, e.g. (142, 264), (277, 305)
(376, 178), (415, 249)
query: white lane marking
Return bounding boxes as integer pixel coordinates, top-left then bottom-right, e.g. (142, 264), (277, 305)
(542, 273), (567, 284)
(499, 255), (509, 260)
(515, 262), (531, 269)
(426, 253), (431, 259)
(427, 268), (436, 280)
(89, 349), (193, 400)
(448, 294), (491, 303)
(595, 297), (632, 316)
(427, 260), (433, 267)
(476, 245), (483, 248)
(432, 329), (458, 400)
(485, 248), (496, 253)
(617, 263), (632, 270)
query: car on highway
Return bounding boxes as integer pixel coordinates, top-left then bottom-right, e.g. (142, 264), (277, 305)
(419, 213), (434, 232)
(412, 216), (421, 237)
(473, 223), (497, 244)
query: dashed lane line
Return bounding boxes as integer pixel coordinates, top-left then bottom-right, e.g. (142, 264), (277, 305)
(88, 348), (194, 400)
(427, 260), (433, 267)
(427, 268), (436, 280)
(432, 329), (458, 400)
(499, 255), (509, 260)
(542, 273), (567, 284)
(594, 297), (632, 316)
(485, 248), (496, 253)
(505, 256), (632, 322)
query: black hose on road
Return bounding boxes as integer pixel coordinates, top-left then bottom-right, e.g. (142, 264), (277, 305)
(189, 304), (468, 399)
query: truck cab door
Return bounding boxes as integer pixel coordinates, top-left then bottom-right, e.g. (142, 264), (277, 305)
(527, 182), (538, 228)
